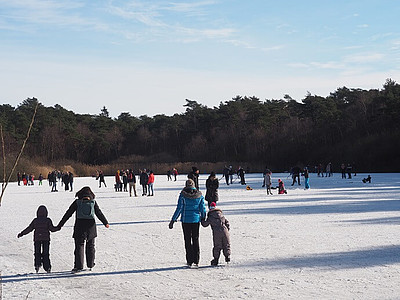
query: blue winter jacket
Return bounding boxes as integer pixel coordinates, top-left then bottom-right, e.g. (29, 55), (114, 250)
(172, 187), (206, 223)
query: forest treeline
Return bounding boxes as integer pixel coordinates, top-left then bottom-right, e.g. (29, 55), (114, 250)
(1, 79), (399, 174)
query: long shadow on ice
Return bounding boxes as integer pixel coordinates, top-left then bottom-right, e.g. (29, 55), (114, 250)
(339, 216), (400, 225)
(1, 266), (188, 283)
(237, 244), (400, 270)
(223, 199), (400, 215)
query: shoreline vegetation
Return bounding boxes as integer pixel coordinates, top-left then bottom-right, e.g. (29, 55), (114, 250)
(1, 79), (400, 177)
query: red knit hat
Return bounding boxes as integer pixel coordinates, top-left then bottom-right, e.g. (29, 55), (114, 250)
(210, 202), (216, 208)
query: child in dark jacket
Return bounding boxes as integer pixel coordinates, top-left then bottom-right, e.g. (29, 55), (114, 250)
(201, 202), (231, 266)
(17, 205), (59, 273)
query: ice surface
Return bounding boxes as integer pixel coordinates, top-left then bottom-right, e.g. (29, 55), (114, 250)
(1, 172), (400, 299)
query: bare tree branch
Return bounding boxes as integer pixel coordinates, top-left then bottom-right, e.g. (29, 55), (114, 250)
(0, 102), (38, 206)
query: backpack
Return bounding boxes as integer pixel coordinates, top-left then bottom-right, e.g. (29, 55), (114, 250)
(76, 198), (95, 219)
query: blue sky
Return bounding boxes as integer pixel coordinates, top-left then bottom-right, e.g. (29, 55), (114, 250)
(1, 0), (400, 117)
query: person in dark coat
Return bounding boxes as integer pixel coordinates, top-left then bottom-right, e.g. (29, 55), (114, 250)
(290, 166), (301, 186)
(50, 171), (58, 192)
(98, 170), (107, 187)
(62, 172), (70, 191)
(57, 186), (109, 272)
(201, 202), (230, 266)
(128, 169), (137, 197)
(17, 171), (21, 186)
(187, 166), (200, 190)
(140, 169), (149, 196)
(223, 166), (230, 185)
(122, 170), (128, 192)
(205, 171), (219, 208)
(68, 172), (74, 192)
(17, 205), (59, 273)
(237, 166), (246, 185)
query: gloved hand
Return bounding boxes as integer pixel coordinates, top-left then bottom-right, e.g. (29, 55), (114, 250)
(168, 220), (175, 229)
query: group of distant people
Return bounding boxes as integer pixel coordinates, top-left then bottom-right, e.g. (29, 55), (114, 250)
(47, 170), (73, 192)
(17, 172), (42, 186)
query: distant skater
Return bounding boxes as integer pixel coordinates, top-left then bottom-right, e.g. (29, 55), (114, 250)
(278, 179), (287, 194)
(303, 167), (310, 189)
(98, 171), (107, 188)
(291, 166), (301, 186)
(205, 171), (219, 208)
(264, 171), (272, 195)
(362, 175), (372, 183)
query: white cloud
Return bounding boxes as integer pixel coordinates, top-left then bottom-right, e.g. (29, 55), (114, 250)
(344, 53), (384, 63)
(262, 45), (285, 52)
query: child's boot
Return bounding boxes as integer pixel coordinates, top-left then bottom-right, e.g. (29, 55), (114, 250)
(225, 256), (230, 263)
(211, 259), (218, 266)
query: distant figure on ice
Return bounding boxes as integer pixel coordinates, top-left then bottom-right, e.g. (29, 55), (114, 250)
(38, 173), (43, 185)
(264, 170), (272, 195)
(122, 170), (128, 192)
(68, 172), (74, 192)
(291, 166), (301, 186)
(57, 186), (109, 273)
(169, 179), (206, 268)
(205, 171), (219, 208)
(147, 170), (155, 196)
(201, 202), (231, 266)
(98, 170), (107, 187)
(262, 166), (271, 187)
(303, 167), (310, 189)
(229, 166), (234, 184)
(167, 170), (172, 181)
(17, 205), (60, 273)
(346, 164), (353, 179)
(128, 169), (137, 197)
(50, 171), (58, 192)
(172, 168), (178, 181)
(278, 179), (287, 194)
(223, 166), (230, 185)
(140, 169), (149, 196)
(188, 166), (200, 190)
(362, 175), (372, 183)
(237, 166), (246, 185)
(341, 163), (346, 179)
(63, 172), (70, 191)
(325, 162), (332, 177)
(17, 171), (21, 186)
(115, 170), (122, 192)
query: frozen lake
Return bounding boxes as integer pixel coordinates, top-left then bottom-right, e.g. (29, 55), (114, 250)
(1, 172), (400, 299)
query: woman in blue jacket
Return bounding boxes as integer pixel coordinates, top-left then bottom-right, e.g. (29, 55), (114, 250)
(169, 179), (206, 267)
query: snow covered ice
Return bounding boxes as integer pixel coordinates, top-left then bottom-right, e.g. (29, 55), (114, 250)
(1, 173), (400, 299)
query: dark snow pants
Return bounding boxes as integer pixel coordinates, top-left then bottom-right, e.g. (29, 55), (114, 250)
(74, 237), (95, 269)
(182, 223), (200, 265)
(212, 229), (231, 261)
(34, 241), (51, 271)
